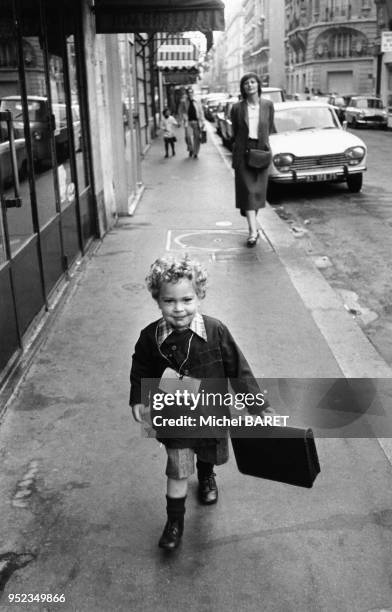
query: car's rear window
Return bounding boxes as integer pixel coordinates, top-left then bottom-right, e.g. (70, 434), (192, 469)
(262, 91), (284, 103)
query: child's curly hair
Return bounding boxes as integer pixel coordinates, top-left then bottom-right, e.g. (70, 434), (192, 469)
(146, 255), (208, 301)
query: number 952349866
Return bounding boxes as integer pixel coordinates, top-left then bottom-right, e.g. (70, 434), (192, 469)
(8, 593), (65, 603)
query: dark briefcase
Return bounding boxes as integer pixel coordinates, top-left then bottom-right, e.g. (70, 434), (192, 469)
(231, 426), (320, 488)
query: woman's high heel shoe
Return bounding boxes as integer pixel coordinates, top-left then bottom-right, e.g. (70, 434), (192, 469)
(246, 232), (259, 248)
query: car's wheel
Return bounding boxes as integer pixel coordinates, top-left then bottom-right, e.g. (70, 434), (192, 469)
(347, 173), (363, 193)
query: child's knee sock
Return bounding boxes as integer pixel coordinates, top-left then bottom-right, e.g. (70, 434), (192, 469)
(196, 460), (214, 480)
(166, 495), (186, 532)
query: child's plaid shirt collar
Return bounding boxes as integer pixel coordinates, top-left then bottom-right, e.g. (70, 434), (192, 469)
(156, 312), (207, 346)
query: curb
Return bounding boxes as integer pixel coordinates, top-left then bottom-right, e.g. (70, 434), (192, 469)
(259, 204), (392, 378)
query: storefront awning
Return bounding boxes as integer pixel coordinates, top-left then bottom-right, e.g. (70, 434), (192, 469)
(94, 0), (225, 34)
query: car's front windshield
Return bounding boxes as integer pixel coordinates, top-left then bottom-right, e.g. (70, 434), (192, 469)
(274, 106), (340, 133)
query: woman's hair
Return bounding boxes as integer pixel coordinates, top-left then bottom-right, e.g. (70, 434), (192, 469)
(146, 255), (208, 300)
(240, 72), (262, 99)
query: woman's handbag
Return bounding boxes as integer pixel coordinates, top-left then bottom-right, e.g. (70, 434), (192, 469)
(172, 136), (177, 142)
(230, 425), (320, 488)
(245, 145), (272, 170)
(200, 129), (207, 144)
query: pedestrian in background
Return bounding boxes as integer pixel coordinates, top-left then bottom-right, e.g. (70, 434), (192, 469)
(231, 73), (275, 247)
(130, 255), (272, 551)
(161, 108), (178, 158)
(178, 87), (205, 159)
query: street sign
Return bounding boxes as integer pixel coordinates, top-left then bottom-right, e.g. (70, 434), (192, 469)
(381, 31), (392, 52)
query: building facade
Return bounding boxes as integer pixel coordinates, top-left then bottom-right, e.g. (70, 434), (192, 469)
(202, 32), (228, 91)
(242, 0), (286, 88)
(225, 9), (245, 95)
(375, 0), (392, 120)
(285, 0), (379, 96)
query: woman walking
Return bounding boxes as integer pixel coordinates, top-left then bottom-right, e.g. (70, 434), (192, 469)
(231, 73), (275, 247)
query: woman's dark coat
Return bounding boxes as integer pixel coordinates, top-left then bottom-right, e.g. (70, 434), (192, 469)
(230, 98), (275, 212)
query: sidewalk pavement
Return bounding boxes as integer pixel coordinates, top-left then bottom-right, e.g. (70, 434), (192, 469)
(1, 126), (392, 611)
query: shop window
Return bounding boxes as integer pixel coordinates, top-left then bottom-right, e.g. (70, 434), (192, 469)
(0, 68), (35, 257)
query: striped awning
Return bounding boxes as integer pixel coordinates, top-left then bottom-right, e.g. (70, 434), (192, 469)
(94, 0), (225, 34)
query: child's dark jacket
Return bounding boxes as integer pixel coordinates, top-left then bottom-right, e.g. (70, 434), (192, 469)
(130, 314), (265, 448)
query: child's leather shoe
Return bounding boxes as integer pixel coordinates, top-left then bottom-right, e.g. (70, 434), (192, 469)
(158, 519), (183, 550)
(198, 473), (218, 505)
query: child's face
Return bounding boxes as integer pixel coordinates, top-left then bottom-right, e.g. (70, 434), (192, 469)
(163, 110), (169, 118)
(157, 278), (199, 331)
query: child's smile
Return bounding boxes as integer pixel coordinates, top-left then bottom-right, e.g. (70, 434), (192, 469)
(158, 279), (199, 331)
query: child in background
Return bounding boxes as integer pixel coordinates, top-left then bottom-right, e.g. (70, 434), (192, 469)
(161, 108), (178, 158)
(130, 255), (272, 551)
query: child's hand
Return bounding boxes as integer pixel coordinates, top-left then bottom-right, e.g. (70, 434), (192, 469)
(261, 404), (276, 417)
(132, 403), (145, 423)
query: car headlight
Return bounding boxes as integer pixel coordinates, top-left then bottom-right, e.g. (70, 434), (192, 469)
(33, 131), (42, 140)
(345, 146), (365, 165)
(273, 153), (294, 172)
(359, 111), (366, 118)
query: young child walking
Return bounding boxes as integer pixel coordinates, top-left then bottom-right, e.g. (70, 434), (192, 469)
(161, 108), (178, 158)
(130, 255), (271, 551)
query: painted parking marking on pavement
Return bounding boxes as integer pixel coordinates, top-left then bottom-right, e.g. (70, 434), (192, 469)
(165, 228), (271, 253)
(165, 229), (172, 252)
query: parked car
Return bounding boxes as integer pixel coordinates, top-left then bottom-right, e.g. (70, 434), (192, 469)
(0, 95), (73, 168)
(0, 126), (27, 188)
(344, 96), (388, 129)
(217, 88), (285, 150)
(327, 94), (349, 123)
(311, 94), (349, 124)
(285, 92), (310, 101)
(216, 98), (237, 149)
(260, 87), (285, 103)
(1, 96), (52, 167)
(268, 101), (367, 194)
(202, 93), (229, 122)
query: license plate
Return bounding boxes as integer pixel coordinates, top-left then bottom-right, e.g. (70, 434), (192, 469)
(304, 173), (336, 182)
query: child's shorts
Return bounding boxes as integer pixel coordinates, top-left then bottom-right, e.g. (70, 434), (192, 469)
(165, 438), (229, 479)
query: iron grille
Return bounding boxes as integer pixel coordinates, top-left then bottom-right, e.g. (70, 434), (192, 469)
(292, 153), (347, 171)
(363, 115), (384, 122)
